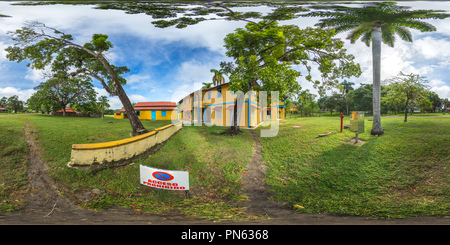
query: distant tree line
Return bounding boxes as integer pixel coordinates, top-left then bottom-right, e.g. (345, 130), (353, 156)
(0, 95), (25, 113)
(287, 72), (450, 119)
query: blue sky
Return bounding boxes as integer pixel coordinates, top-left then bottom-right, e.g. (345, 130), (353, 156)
(0, 1), (449, 109)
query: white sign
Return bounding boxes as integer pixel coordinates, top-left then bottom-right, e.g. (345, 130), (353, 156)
(140, 165), (189, 190)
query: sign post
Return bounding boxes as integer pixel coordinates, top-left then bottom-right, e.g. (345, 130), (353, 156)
(350, 111), (364, 143)
(140, 165), (190, 198)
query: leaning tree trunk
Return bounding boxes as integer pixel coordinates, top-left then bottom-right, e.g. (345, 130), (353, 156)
(371, 26), (384, 136)
(97, 54), (148, 136)
(115, 81), (147, 136)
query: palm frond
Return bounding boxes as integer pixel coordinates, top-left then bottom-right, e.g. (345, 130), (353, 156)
(361, 29), (373, 47)
(381, 25), (395, 47)
(392, 20), (436, 32)
(333, 24), (360, 34)
(347, 26), (370, 44)
(392, 26), (412, 42)
(309, 2), (450, 48)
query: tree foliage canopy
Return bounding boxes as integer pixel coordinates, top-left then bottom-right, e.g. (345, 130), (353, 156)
(222, 20), (361, 98)
(29, 72), (97, 116)
(306, 2), (450, 47)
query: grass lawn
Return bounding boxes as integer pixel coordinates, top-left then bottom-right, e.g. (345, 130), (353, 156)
(2, 113), (450, 220)
(257, 114), (450, 218)
(19, 114), (258, 221)
(0, 115), (29, 213)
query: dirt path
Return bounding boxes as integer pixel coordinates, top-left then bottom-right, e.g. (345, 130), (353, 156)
(234, 131), (293, 219)
(1, 120), (450, 225)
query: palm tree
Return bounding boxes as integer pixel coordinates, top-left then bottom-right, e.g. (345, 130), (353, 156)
(307, 2), (450, 135)
(341, 80), (355, 115)
(98, 95), (110, 119)
(202, 82), (213, 89)
(210, 69), (226, 86)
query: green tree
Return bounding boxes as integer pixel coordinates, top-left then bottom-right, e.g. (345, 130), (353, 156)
(308, 2), (450, 135)
(97, 95), (110, 118)
(442, 98), (450, 111)
(323, 96), (337, 115)
(349, 83), (374, 113)
(297, 89), (317, 117)
(5, 22), (147, 135)
(210, 69), (226, 86)
(340, 80), (354, 115)
(202, 82), (213, 89)
(32, 73), (97, 116)
(0, 97), (7, 108)
(221, 20), (360, 134)
(27, 89), (61, 113)
(304, 100), (319, 117)
(6, 95), (24, 113)
(425, 91), (442, 112)
(317, 95), (328, 111)
(419, 99), (434, 113)
(381, 85), (403, 115)
(385, 72), (429, 122)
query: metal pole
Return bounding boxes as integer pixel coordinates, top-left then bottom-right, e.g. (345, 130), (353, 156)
(355, 133), (358, 143)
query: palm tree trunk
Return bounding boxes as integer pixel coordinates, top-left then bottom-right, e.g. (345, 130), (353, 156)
(371, 26), (384, 136)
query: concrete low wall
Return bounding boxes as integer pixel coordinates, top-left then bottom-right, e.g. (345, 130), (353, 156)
(66, 122), (182, 172)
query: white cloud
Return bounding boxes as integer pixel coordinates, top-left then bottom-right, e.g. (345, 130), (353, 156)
(24, 68), (47, 83)
(413, 37), (450, 60)
(126, 74), (151, 85)
(0, 86), (35, 102)
(429, 79), (450, 100)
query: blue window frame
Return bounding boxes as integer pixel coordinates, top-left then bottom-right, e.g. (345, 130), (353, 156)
(207, 91), (211, 100)
(135, 110), (140, 116)
(161, 111), (166, 117)
(217, 87), (222, 98)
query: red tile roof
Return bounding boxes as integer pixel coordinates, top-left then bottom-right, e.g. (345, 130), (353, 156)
(134, 102), (176, 107)
(134, 102), (177, 111)
(0, 107), (7, 110)
(135, 106), (178, 110)
(115, 108), (126, 113)
(56, 107), (77, 113)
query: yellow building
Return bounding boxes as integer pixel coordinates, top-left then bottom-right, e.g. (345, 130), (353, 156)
(114, 102), (178, 120)
(178, 83), (284, 128)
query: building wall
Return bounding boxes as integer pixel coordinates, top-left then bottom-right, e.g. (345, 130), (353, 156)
(114, 112), (123, 119)
(179, 94), (193, 121)
(178, 83), (285, 127)
(115, 110), (176, 120)
(137, 110), (176, 120)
